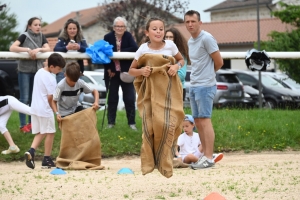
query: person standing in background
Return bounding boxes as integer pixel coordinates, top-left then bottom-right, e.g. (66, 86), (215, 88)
(165, 28), (190, 101)
(103, 16), (138, 130)
(10, 17), (51, 133)
(184, 10), (223, 169)
(54, 18), (88, 83)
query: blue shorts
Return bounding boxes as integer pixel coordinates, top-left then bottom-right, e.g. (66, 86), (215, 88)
(189, 85), (216, 118)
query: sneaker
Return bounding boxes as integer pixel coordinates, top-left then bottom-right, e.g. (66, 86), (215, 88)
(24, 151), (35, 169)
(213, 153), (224, 163)
(42, 157), (55, 169)
(20, 125), (31, 133)
(191, 156), (214, 170)
(129, 124), (137, 131)
(26, 123), (32, 131)
(1, 146), (20, 155)
(107, 124), (114, 128)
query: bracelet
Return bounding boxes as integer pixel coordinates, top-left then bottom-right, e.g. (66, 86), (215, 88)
(177, 155), (182, 158)
(55, 112), (59, 115)
(177, 62), (182, 69)
(27, 48), (30, 52)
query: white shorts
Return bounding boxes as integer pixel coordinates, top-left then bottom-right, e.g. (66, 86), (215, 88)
(31, 115), (55, 134)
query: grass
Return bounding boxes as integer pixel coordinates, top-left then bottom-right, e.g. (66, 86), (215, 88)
(0, 108), (299, 162)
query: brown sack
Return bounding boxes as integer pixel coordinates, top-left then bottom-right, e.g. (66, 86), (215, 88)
(56, 107), (104, 170)
(134, 54), (185, 178)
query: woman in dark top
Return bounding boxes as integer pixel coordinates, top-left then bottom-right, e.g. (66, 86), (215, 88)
(103, 16), (138, 130)
(9, 17), (51, 133)
(54, 18), (88, 83)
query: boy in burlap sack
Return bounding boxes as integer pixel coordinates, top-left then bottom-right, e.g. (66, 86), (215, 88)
(129, 17), (185, 178)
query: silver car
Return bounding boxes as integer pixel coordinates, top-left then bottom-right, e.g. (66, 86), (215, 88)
(185, 69), (245, 108)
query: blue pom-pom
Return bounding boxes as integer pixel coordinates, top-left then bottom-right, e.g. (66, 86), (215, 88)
(86, 40), (113, 64)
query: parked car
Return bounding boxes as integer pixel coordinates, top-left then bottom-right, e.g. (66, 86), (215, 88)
(262, 72), (300, 93)
(243, 85), (266, 108)
(185, 69), (245, 108)
(80, 71), (107, 108)
(80, 71), (127, 110)
(233, 70), (300, 109)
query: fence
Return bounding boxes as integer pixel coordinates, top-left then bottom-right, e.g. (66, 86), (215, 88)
(1, 51), (300, 60)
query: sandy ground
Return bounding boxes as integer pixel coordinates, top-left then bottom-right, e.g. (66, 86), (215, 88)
(0, 152), (299, 200)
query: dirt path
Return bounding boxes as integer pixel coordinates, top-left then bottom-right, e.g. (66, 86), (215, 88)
(0, 152), (299, 200)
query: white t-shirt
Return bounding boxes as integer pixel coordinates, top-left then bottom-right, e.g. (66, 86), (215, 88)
(177, 132), (201, 156)
(31, 68), (57, 117)
(134, 40), (179, 60)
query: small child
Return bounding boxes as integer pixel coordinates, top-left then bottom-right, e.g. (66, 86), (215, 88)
(176, 115), (223, 165)
(0, 96), (31, 154)
(24, 53), (66, 169)
(52, 62), (99, 120)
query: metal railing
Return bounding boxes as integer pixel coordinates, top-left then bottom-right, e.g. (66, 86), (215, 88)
(1, 51), (300, 60)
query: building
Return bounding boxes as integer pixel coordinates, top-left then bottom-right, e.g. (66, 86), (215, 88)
(195, 0), (298, 70)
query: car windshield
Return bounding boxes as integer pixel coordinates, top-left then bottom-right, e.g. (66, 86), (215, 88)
(90, 75), (105, 87)
(281, 77), (300, 89)
(217, 74), (239, 83)
(254, 74), (285, 88)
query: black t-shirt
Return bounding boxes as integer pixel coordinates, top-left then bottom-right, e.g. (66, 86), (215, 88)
(18, 34), (48, 46)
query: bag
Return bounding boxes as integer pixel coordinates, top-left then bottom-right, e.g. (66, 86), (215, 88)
(120, 72), (135, 83)
(245, 49), (271, 71)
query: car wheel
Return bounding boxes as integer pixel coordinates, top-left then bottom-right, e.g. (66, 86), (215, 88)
(265, 99), (276, 109)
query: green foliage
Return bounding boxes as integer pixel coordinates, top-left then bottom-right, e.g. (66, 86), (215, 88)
(260, 2), (300, 82)
(0, 109), (299, 162)
(0, 2), (19, 51)
(273, 2), (300, 28)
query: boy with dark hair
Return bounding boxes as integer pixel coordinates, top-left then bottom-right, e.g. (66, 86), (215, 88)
(53, 62), (99, 120)
(24, 53), (66, 169)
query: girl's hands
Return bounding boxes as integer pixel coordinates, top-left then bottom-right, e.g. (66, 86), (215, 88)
(142, 66), (152, 77)
(28, 48), (40, 60)
(167, 64), (179, 76)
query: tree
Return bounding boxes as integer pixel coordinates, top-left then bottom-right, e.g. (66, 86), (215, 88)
(0, 2), (19, 51)
(98, 0), (189, 45)
(260, 2), (300, 82)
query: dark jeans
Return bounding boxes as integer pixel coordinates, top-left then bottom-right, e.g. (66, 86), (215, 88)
(105, 71), (136, 125)
(18, 72), (35, 127)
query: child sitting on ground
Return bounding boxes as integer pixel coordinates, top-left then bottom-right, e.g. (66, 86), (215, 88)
(175, 115), (223, 165)
(52, 62), (99, 120)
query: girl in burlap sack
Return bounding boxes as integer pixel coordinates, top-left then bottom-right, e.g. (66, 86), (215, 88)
(128, 17), (185, 178)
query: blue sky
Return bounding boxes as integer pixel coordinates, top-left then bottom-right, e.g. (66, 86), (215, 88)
(3, 0), (224, 33)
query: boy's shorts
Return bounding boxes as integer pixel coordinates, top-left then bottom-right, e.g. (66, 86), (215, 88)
(189, 85), (216, 118)
(31, 115), (55, 134)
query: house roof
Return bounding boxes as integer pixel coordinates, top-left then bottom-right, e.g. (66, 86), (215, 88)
(204, 0), (273, 12)
(173, 18), (294, 45)
(41, 6), (102, 36)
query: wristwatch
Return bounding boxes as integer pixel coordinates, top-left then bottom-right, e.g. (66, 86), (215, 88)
(177, 62), (182, 69)
(55, 112), (59, 115)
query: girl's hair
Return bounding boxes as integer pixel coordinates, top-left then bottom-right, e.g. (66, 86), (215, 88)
(25, 17), (41, 32)
(165, 28), (191, 64)
(113, 16), (127, 27)
(59, 18), (83, 42)
(143, 17), (165, 44)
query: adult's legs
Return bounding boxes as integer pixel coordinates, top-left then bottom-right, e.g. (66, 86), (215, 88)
(107, 74), (120, 125)
(18, 72), (34, 127)
(121, 81), (136, 125)
(194, 118), (215, 160)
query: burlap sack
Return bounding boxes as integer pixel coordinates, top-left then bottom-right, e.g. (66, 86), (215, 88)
(134, 54), (185, 178)
(56, 107), (104, 170)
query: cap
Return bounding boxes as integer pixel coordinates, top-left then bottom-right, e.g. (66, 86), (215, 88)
(184, 114), (194, 124)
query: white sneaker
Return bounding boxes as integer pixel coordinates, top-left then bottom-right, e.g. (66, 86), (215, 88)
(107, 124), (114, 128)
(129, 124), (137, 131)
(1, 146), (20, 155)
